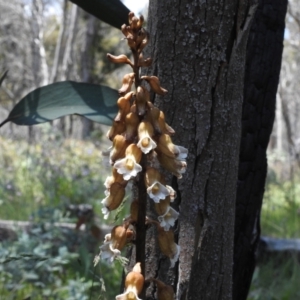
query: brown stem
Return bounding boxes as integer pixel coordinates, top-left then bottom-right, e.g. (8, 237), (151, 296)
(132, 49), (141, 89)
(135, 154), (147, 297)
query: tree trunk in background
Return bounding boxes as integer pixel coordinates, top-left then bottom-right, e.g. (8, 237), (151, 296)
(144, 0), (257, 299)
(80, 13), (99, 139)
(233, 1), (287, 299)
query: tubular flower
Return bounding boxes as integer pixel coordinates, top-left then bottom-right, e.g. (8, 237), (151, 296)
(157, 225), (180, 268)
(107, 121), (126, 141)
(104, 167), (127, 189)
(116, 262), (144, 300)
(100, 225), (127, 263)
(124, 112), (140, 141)
(147, 181), (170, 203)
(157, 206), (179, 231)
(158, 111), (175, 135)
(145, 168), (170, 202)
(136, 86), (149, 116)
(115, 92), (134, 122)
(156, 134), (188, 160)
(152, 278), (175, 300)
(101, 182), (125, 219)
(137, 121), (157, 154)
(110, 135), (131, 165)
(114, 144), (142, 180)
(156, 151), (187, 179)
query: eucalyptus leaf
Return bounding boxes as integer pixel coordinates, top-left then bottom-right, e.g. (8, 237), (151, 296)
(0, 81), (119, 127)
(69, 0), (130, 29)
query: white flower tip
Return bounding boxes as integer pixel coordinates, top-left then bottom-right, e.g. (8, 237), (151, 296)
(170, 244), (180, 268)
(137, 136), (157, 154)
(176, 146), (188, 160)
(147, 181), (170, 202)
(101, 206), (110, 219)
(158, 206), (179, 230)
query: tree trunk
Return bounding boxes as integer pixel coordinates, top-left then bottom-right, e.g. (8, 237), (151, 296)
(80, 12), (99, 139)
(144, 0), (258, 299)
(233, 1), (287, 299)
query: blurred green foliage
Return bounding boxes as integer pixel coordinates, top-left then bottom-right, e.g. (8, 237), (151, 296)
(248, 168), (300, 300)
(0, 129), (130, 299)
(261, 171), (300, 238)
(0, 206), (123, 299)
(0, 126), (107, 220)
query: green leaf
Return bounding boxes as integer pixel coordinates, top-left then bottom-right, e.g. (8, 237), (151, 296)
(69, 0), (130, 29)
(0, 81), (118, 127)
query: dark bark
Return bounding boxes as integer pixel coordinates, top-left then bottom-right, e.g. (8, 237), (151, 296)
(233, 1), (287, 299)
(144, 0), (258, 299)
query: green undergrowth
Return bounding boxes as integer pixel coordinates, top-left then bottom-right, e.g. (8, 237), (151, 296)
(0, 131), (129, 299)
(248, 255), (300, 300)
(0, 208), (123, 299)
(261, 170), (300, 238)
(249, 165), (300, 300)
(0, 131), (108, 220)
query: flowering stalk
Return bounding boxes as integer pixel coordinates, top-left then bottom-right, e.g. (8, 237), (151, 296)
(97, 12), (188, 299)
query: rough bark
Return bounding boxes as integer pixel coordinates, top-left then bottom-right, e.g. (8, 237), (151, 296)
(144, 1), (257, 299)
(233, 1), (287, 299)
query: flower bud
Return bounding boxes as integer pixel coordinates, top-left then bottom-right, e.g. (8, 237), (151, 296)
(110, 135), (131, 164)
(115, 92), (133, 122)
(119, 73), (135, 96)
(152, 279), (175, 300)
(141, 76), (168, 95)
(145, 104), (162, 134)
(126, 35), (136, 50)
(138, 54), (152, 67)
(136, 28), (148, 48)
(157, 134), (188, 160)
(157, 152), (187, 179)
(107, 121), (126, 141)
(121, 24), (131, 38)
(137, 121), (157, 154)
(158, 111), (175, 135)
(107, 53), (133, 67)
(125, 112), (140, 141)
(128, 12), (135, 24)
(136, 86), (149, 116)
(137, 15), (144, 29)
